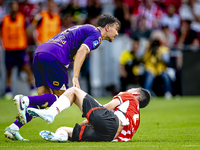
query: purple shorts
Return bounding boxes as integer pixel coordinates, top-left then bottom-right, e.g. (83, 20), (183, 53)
(5, 50), (30, 69)
(33, 52), (69, 90)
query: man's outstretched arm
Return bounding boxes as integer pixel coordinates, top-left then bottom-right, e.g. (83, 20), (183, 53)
(103, 98), (120, 110)
(73, 45), (89, 89)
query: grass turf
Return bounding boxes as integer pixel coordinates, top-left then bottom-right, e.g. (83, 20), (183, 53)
(0, 96), (200, 150)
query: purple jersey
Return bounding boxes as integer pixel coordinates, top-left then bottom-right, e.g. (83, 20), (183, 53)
(35, 24), (102, 67)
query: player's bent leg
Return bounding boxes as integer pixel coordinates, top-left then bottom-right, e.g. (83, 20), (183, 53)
(27, 108), (54, 124)
(39, 130), (68, 142)
(28, 87), (86, 124)
(62, 87), (87, 111)
(4, 127), (29, 141)
(13, 95), (28, 125)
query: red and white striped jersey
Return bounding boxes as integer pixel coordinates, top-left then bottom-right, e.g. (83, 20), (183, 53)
(113, 92), (140, 142)
(132, 2), (163, 29)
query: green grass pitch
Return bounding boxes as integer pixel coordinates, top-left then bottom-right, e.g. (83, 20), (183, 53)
(0, 96), (200, 150)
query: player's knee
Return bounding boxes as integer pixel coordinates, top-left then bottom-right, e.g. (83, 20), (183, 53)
(55, 126), (72, 138)
(65, 87), (78, 94)
(56, 127), (66, 132)
(62, 87), (75, 97)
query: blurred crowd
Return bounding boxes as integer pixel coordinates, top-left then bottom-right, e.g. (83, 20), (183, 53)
(0, 0), (200, 99)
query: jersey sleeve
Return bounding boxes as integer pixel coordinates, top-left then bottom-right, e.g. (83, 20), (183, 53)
(113, 92), (134, 104)
(82, 32), (101, 52)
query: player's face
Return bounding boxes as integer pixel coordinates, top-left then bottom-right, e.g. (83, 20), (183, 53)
(132, 41), (139, 52)
(11, 1), (18, 12)
(106, 22), (119, 42)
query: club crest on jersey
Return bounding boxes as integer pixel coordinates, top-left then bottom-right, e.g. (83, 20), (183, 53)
(93, 40), (99, 48)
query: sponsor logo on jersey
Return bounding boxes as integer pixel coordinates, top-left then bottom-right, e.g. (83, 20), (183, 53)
(93, 40), (99, 48)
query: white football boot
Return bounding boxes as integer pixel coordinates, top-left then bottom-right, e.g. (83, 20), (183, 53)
(13, 95), (28, 125)
(27, 108), (54, 124)
(4, 127), (29, 141)
(40, 130), (68, 142)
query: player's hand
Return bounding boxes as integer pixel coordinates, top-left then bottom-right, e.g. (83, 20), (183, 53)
(72, 76), (80, 89)
(80, 119), (90, 125)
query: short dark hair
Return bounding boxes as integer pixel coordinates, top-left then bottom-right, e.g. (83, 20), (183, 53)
(132, 36), (139, 42)
(137, 88), (150, 108)
(97, 13), (121, 28)
(183, 19), (192, 25)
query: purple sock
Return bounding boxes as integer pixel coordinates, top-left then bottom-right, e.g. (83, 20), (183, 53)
(14, 119), (23, 129)
(28, 94), (57, 108)
(13, 94), (57, 129)
(13, 105), (38, 129)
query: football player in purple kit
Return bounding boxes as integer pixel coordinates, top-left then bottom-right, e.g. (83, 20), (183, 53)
(4, 13), (120, 141)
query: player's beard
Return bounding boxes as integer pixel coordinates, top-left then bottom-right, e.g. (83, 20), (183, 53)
(108, 38), (112, 42)
(106, 36), (113, 42)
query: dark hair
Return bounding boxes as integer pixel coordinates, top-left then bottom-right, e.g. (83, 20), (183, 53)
(183, 19), (192, 25)
(161, 24), (169, 29)
(132, 36), (139, 42)
(137, 88), (150, 108)
(97, 13), (121, 28)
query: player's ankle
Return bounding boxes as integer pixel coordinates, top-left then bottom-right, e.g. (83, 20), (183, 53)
(9, 123), (19, 131)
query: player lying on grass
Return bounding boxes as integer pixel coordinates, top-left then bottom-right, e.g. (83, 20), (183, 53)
(26, 87), (150, 142)
(4, 86), (150, 141)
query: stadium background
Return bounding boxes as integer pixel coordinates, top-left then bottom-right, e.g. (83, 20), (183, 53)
(0, 0), (200, 97)
(0, 1), (199, 148)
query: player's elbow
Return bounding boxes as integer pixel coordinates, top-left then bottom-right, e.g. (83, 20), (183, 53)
(77, 46), (89, 56)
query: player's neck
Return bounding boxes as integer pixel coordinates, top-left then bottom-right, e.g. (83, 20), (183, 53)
(97, 27), (106, 40)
